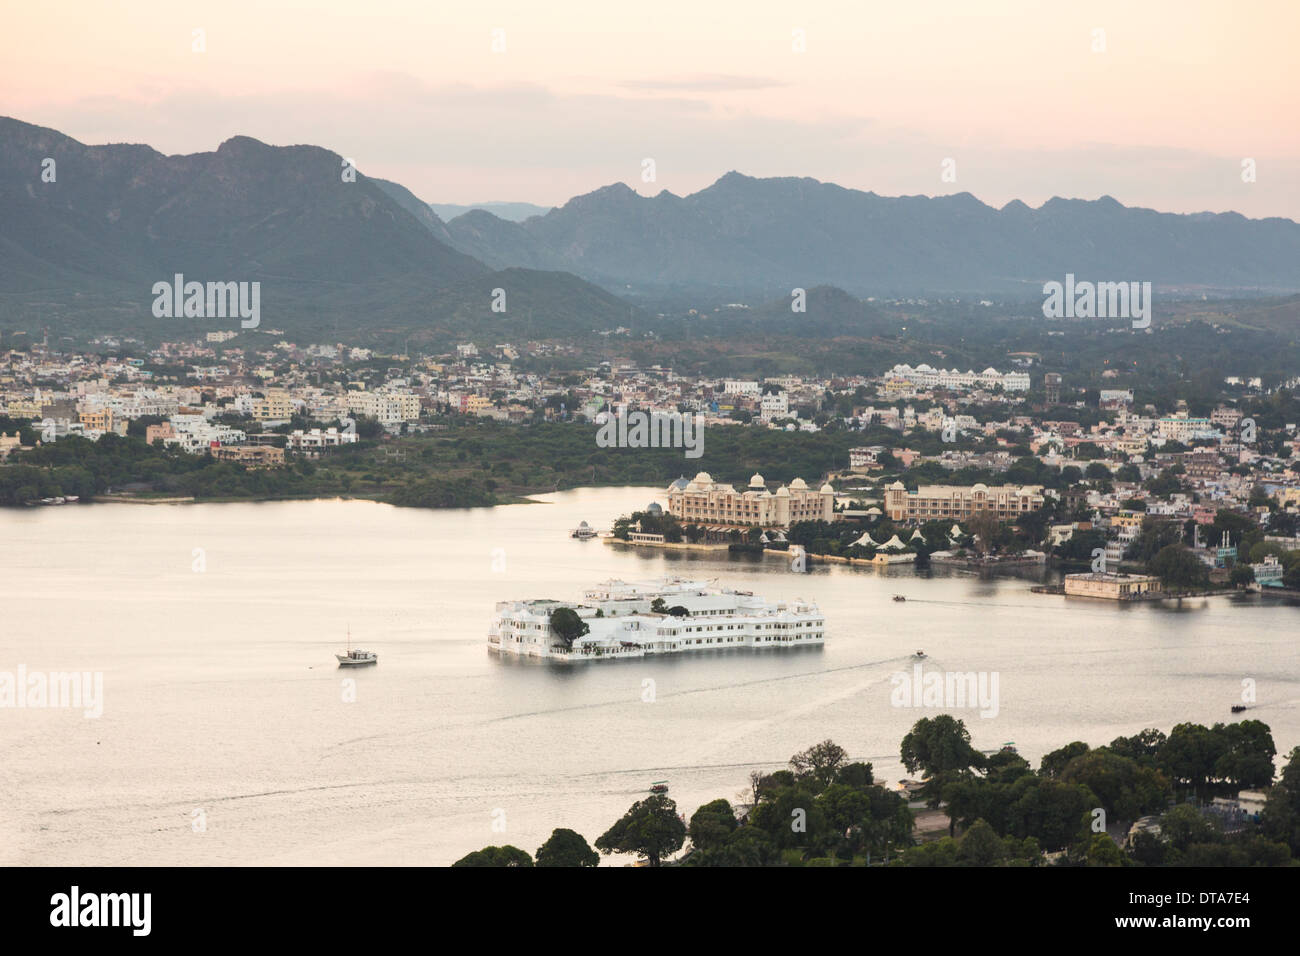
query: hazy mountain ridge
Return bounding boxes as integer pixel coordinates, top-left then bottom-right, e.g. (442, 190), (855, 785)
(430, 201), (553, 223)
(439, 171), (1300, 297)
(3, 118), (1297, 346)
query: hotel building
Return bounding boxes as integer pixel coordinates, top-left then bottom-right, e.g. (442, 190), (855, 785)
(489, 577), (826, 660)
(886, 364), (1031, 392)
(666, 472), (835, 529)
(883, 481), (1044, 523)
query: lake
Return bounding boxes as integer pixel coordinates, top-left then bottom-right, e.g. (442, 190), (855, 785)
(2, 487), (1297, 865)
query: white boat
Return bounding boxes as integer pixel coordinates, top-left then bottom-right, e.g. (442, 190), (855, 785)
(335, 628), (377, 667)
(336, 649), (377, 667)
(489, 577), (827, 661)
(571, 521), (597, 539)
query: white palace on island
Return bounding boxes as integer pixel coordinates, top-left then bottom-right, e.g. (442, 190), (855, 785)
(488, 577), (826, 661)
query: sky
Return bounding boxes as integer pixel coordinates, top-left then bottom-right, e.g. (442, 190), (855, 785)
(2, 0), (1297, 218)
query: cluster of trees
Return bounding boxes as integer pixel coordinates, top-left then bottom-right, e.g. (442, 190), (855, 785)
(450, 828), (599, 868)
(898, 718), (1290, 867)
(451, 719), (1296, 867)
(674, 740), (912, 866)
(0, 427), (505, 509)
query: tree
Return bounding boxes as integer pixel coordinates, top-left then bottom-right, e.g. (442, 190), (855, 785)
(1261, 746), (1300, 854)
(451, 845), (534, 867)
(1085, 833), (1126, 867)
(1005, 777), (1095, 851)
(595, 795), (686, 866)
(1060, 749), (1170, 821)
(1149, 543), (1209, 590)
(1213, 720), (1276, 790)
(835, 761), (875, 788)
(1160, 804), (1218, 853)
(789, 739), (848, 789)
(901, 716), (987, 826)
(958, 819), (1007, 866)
(1158, 723), (1223, 800)
(649, 597), (668, 614)
(687, 799), (738, 851)
(967, 510), (1001, 555)
(1109, 728), (1167, 765)
(548, 606), (589, 648)
(1039, 741), (1090, 778)
(535, 828), (599, 867)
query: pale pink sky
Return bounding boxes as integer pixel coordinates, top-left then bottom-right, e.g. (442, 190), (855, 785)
(2, 0), (1297, 218)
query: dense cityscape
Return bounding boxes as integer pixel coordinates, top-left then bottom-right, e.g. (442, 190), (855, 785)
(3, 330), (1299, 594)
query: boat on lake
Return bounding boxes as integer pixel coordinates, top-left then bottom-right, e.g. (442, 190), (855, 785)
(336, 628), (377, 667)
(571, 520), (597, 539)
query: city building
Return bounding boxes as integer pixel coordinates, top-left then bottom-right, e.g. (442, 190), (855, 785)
(849, 446), (886, 471)
(887, 364), (1030, 392)
(211, 445), (286, 468)
(1252, 554), (1285, 587)
(759, 390), (789, 422)
(883, 482), (1044, 523)
(1044, 373), (1062, 405)
(666, 472), (835, 529)
(1064, 572), (1162, 600)
(287, 427), (358, 456)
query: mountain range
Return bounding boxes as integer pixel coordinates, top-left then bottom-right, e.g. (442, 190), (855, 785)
(2, 116), (1298, 344)
(0, 117), (638, 341)
(429, 201), (552, 223)
(441, 173), (1300, 299)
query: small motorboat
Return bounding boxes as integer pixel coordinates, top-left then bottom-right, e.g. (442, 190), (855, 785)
(913, 650), (926, 659)
(893, 594), (906, 602)
(648, 781), (669, 794)
(337, 648), (377, 667)
(1231, 705), (1247, 713)
(336, 627), (377, 667)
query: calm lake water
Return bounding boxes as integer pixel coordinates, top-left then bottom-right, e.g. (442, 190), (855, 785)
(2, 487), (1297, 865)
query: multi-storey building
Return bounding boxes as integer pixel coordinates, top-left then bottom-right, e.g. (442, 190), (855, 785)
(489, 577), (826, 660)
(1157, 415), (1214, 443)
(253, 388), (293, 420)
(759, 391), (789, 422)
(883, 481), (1044, 523)
(287, 427), (358, 456)
(211, 445), (286, 468)
(77, 406), (115, 433)
(666, 472), (835, 529)
(887, 364), (1031, 392)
